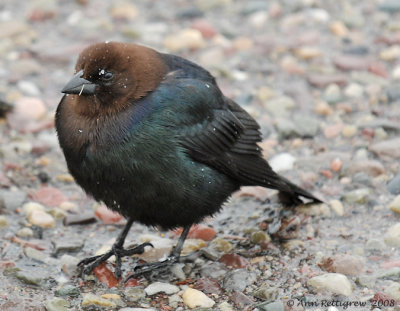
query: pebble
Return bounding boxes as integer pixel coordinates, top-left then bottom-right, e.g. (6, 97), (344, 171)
(333, 55), (369, 71)
(370, 138), (400, 158)
(384, 223), (400, 247)
(16, 227), (34, 237)
(0, 215), (8, 228)
(0, 190), (27, 211)
(380, 45), (400, 61)
(12, 97), (46, 120)
(388, 195), (400, 214)
(294, 46), (322, 59)
(386, 84), (400, 102)
(182, 287), (215, 309)
(44, 297), (70, 311)
(219, 253), (250, 269)
(209, 237), (233, 253)
(222, 269), (256, 292)
(342, 188), (370, 204)
(292, 115), (320, 137)
(219, 301), (235, 311)
(144, 282), (179, 296)
(52, 237), (84, 255)
(109, 1), (139, 21)
(323, 84), (343, 103)
(168, 294), (182, 308)
(269, 153), (296, 172)
(28, 210), (56, 228)
(200, 262), (229, 279)
(347, 160), (385, 177)
(330, 21), (349, 37)
(63, 212), (96, 225)
(329, 200), (344, 216)
(17, 80), (41, 96)
(182, 238), (207, 256)
(81, 293), (116, 308)
(24, 246), (46, 263)
(250, 231), (271, 244)
(195, 277), (222, 295)
(16, 270), (43, 286)
(275, 118), (297, 139)
(253, 286), (279, 301)
(163, 29), (205, 52)
(264, 96), (295, 116)
(55, 284), (80, 297)
(344, 83), (364, 98)
(365, 239), (386, 251)
(379, 0), (400, 12)
(258, 301), (285, 311)
(330, 254), (365, 275)
(31, 186), (67, 207)
(307, 273), (353, 296)
(377, 267), (400, 280)
(384, 282), (400, 300)
(387, 174), (400, 195)
(124, 287), (146, 302)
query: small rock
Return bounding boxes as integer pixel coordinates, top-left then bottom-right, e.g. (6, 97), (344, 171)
(81, 293), (116, 308)
(294, 46), (322, 59)
(223, 269), (256, 292)
(330, 21), (348, 37)
(23, 202), (45, 216)
(56, 174), (75, 183)
(195, 277), (222, 295)
(24, 247), (46, 263)
(49, 207), (67, 220)
(331, 254), (365, 275)
(329, 200), (344, 216)
(264, 96), (295, 116)
(182, 238), (207, 256)
(250, 231), (271, 244)
(55, 284), (80, 297)
(307, 273), (353, 296)
(258, 301), (285, 311)
(347, 160), (385, 177)
(386, 84), (400, 103)
(17, 80), (41, 96)
(323, 84), (343, 103)
(365, 239), (386, 251)
(12, 97), (46, 120)
(168, 294), (182, 309)
(314, 101), (333, 115)
(109, 1), (138, 21)
(370, 137), (400, 158)
(341, 125), (357, 138)
(384, 282), (400, 300)
(384, 223), (400, 247)
(0, 215), (8, 229)
(377, 267), (400, 280)
(269, 153), (296, 172)
(387, 174), (400, 195)
(144, 282), (179, 296)
(60, 254), (79, 276)
(230, 291), (254, 308)
(379, 0), (400, 12)
(253, 286), (279, 301)
(219, 301), (235, 311)
(124, 287), (146, 302)
(344, 83), (364, 98)
(182, 287), (215, 309)
(52, 237), (84, 255)
(28, 210), (55, 228)
(200, 262), (228, 279)
(342, 188), (370, 204)
(163, 29), (205, 52)
(380, 46), (400, 61)
(16, 270), (43, 286)
(63, 212), (96, 225)
(292, 115), (319, 137)
(209, 238), (233, 253)
(16, 227), (34, 238)
(323, 123), (344, 139)
(44, 297), (70, 311)
(388, 195), (400, 214)
(275, 118), (296, 139)
(219, 253), (250, 269)
(31, 186), (67, 207)
(333, 55), (369, 71)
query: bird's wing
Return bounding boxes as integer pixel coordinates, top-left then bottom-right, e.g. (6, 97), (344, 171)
(173, 81), (294, 193)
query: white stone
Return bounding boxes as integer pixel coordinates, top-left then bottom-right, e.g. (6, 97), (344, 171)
(384, 282), (400, 300)
(28, 210), (56, 228)
(344, 83), (364, 98)
(388, 195), (400, 214)
(17, 80), (41, 96)
(384, 223), (400, 247)
(182, 287), (215, 309)
(23, 202), (45, 217)
(144, 282), (179, 296)
(269, 153), (296, 172)
(307, 273), (353, 296)
(329, 199), (344, 216)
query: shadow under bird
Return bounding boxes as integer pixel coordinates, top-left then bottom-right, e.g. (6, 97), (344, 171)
(56, 41), (321, 279)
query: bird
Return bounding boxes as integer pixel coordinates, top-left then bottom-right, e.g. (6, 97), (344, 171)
(55, 41), (321, 279)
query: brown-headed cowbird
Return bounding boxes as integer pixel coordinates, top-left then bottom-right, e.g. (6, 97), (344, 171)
(56, 42), (321, 279)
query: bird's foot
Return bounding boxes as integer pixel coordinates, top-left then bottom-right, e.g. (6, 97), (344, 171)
(126, 255), (180, 281)
(78, 242), (153, 279)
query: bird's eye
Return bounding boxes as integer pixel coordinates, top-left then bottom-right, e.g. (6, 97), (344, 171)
(102, 71), (114, 81)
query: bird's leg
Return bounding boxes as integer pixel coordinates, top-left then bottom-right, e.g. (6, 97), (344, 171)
(126, 225), (192, 281)
(78, 218), (153, 278)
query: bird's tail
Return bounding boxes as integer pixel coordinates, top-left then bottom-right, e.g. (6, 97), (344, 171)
(277, 175), (322, 206)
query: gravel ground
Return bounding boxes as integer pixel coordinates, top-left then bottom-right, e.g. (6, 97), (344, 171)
(1, 0), (400, 310)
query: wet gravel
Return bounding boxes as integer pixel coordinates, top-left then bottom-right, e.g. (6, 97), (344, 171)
(1, 0), (400, 310)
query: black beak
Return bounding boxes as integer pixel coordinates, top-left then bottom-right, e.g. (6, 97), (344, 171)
(61, 70), (97, 95)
